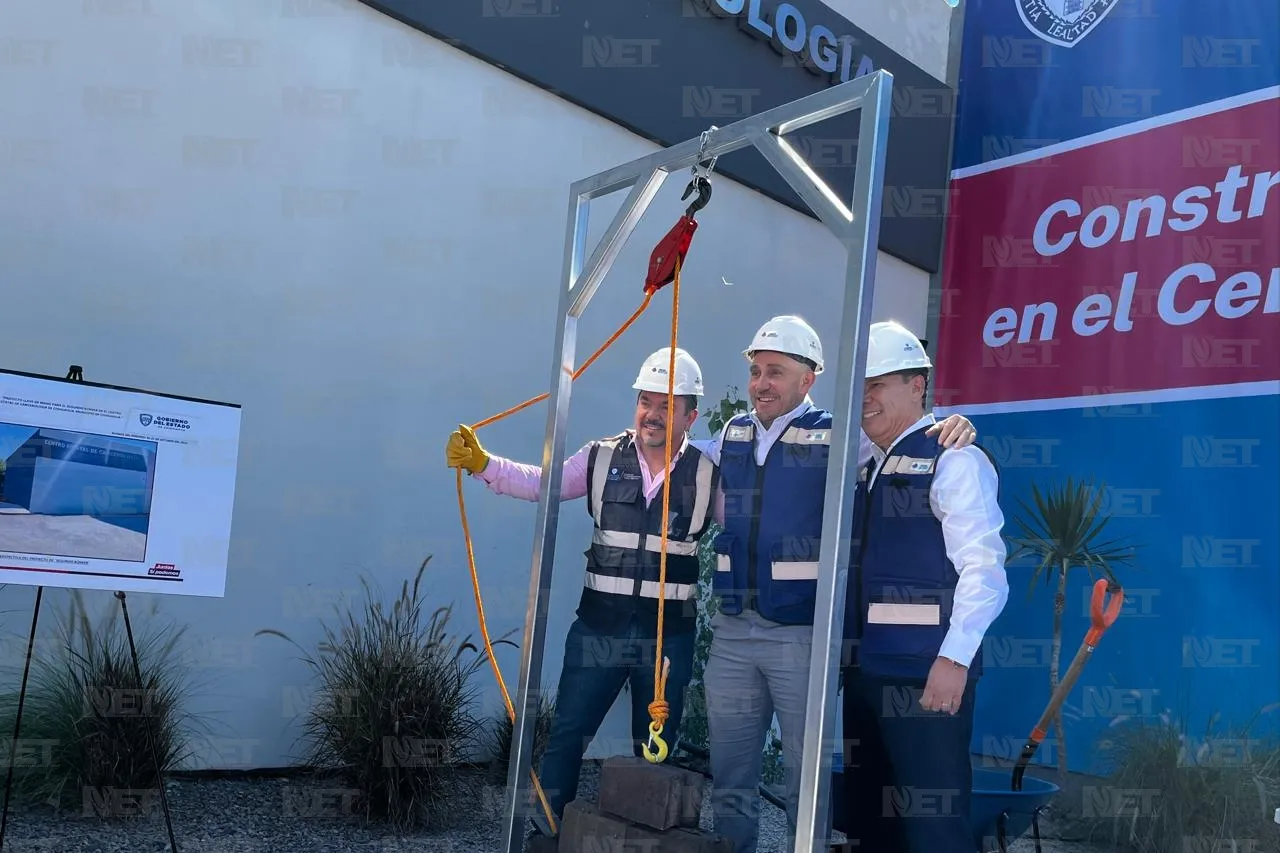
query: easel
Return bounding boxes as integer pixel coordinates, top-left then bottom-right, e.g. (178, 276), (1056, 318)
(0, 365), (180, 852)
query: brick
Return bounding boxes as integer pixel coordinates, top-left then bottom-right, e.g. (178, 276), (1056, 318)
(596, 756), (704, 830)
(559, 800), (731, 853)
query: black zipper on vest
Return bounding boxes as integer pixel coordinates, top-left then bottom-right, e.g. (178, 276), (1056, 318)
(851, 459), (878, 663)
(632, 532), (645, 600)
(745, 464), (766, 613)
(624, 441), (651, 603)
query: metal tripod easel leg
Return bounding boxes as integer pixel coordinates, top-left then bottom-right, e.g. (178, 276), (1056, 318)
(499, 71), (894, 853)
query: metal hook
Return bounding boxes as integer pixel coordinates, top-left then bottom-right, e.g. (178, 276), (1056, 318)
(642, 721), (669, 763)
(681, 175), (712, 217)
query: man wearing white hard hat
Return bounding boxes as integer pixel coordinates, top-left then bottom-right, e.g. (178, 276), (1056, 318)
(446, 347), (718, 836)
(836, 320), (1007, 853)
(692, 315), (980, 853)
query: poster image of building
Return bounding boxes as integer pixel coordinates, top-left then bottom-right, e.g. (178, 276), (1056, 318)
(0, 422), (158, 563)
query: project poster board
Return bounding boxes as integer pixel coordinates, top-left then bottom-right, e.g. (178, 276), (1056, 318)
(0, 368), (241, 598)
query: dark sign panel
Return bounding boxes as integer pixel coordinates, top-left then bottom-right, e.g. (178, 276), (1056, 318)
(363, 0), (953, 272)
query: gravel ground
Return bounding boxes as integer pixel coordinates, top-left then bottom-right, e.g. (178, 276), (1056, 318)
(0, 762), (1119, 853)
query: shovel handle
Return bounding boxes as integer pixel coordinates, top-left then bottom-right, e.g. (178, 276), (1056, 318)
(1085, 579), (1123, 646)
(1035, 581), (1122, 728)
(1012, 579), (1123, 792)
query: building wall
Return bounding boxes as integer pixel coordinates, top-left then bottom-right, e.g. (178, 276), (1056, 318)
(0, 455), (34, 513)
(818, 0), (957, 83)
(0, 0), (951, 767)
(27, 455), (150, 523)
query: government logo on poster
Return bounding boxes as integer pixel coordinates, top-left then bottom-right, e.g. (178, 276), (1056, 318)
(1016, 0), (1120, 48)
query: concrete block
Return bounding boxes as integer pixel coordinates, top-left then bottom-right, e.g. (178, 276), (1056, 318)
(525, 832), (559, 853)
(560, 799), (626, 853)
(560, 800), (732, 853)
(596, 756), (703, 830)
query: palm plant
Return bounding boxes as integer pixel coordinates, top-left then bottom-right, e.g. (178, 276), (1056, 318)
(1007, 477), (1137, 780)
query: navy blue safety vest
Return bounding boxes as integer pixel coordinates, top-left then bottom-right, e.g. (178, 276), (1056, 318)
(711, 408), (833, 625)
(581, 431), (718, 638)
(844, 424), (998, 680)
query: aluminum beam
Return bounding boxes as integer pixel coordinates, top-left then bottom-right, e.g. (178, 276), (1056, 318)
(571, 69), (878, 200)
(500, 70), (894, 853)
(568, 169), (668, 318)
(795, 71), (892, 853)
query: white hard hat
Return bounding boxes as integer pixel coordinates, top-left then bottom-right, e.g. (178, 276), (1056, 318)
(865, 320), (932, 378)
(743, 315), (825, 374)
(633, 347), (704, 396)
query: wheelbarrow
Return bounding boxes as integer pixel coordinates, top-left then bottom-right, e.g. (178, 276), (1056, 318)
(829, 757), (1058, 851)
(977, 578), (1125, 851)
(979, 579), (1124, 851)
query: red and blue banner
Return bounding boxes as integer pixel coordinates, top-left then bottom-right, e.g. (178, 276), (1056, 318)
(939, 0), (1279, 774)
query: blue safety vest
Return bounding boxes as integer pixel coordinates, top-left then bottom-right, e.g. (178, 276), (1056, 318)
(844, 424), (996, 680)
(711, 408), (833, 625)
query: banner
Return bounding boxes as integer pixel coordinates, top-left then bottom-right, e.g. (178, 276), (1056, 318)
(939, 0), (1280, 775)
(942, 90), (1278, 408)
(0, 369), (241, 597)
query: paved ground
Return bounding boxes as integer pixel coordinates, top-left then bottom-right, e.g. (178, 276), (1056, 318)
(0, 507), (146, 562)
(0, 762), (1124, 853)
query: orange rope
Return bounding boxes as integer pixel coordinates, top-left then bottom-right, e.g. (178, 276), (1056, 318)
(456, 283), (673, 834)
(471, 293), (655, 430)
(647, 258), (681, 741)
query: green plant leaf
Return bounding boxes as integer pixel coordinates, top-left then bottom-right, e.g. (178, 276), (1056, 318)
(1009, 478), (1139, 588)
(705, 385), (748, 438)
(0, 590), (207, 814)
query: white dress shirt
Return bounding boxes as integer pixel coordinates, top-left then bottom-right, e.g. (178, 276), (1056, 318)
(865, 412), (1009, 668)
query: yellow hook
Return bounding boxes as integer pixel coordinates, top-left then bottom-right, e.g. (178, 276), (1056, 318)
(642, 721), (668, 763)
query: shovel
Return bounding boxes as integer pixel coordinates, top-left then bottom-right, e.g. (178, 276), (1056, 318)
(1012, 577), (1124, 792)
(993, 579), (1124, 853)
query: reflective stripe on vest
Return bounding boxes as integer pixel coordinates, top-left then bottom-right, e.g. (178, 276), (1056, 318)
(583, 572), (696, 601)
(779, 425), (832, 446)
(879, 454), (936, 476)
(715, 552), (817, 581)
(866, 602), (942, 625)
(591, 529), (699, 556)
(722, 423), (831, 451)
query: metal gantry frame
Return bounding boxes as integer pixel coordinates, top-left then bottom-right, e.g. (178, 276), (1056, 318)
(501, 70), (894, 853)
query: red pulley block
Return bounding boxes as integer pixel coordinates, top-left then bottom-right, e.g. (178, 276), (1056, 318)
(644, 215), (699, 295)
(644, 175), (712, 294)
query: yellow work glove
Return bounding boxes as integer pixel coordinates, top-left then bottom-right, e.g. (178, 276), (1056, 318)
(446, 423), (490, 474)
